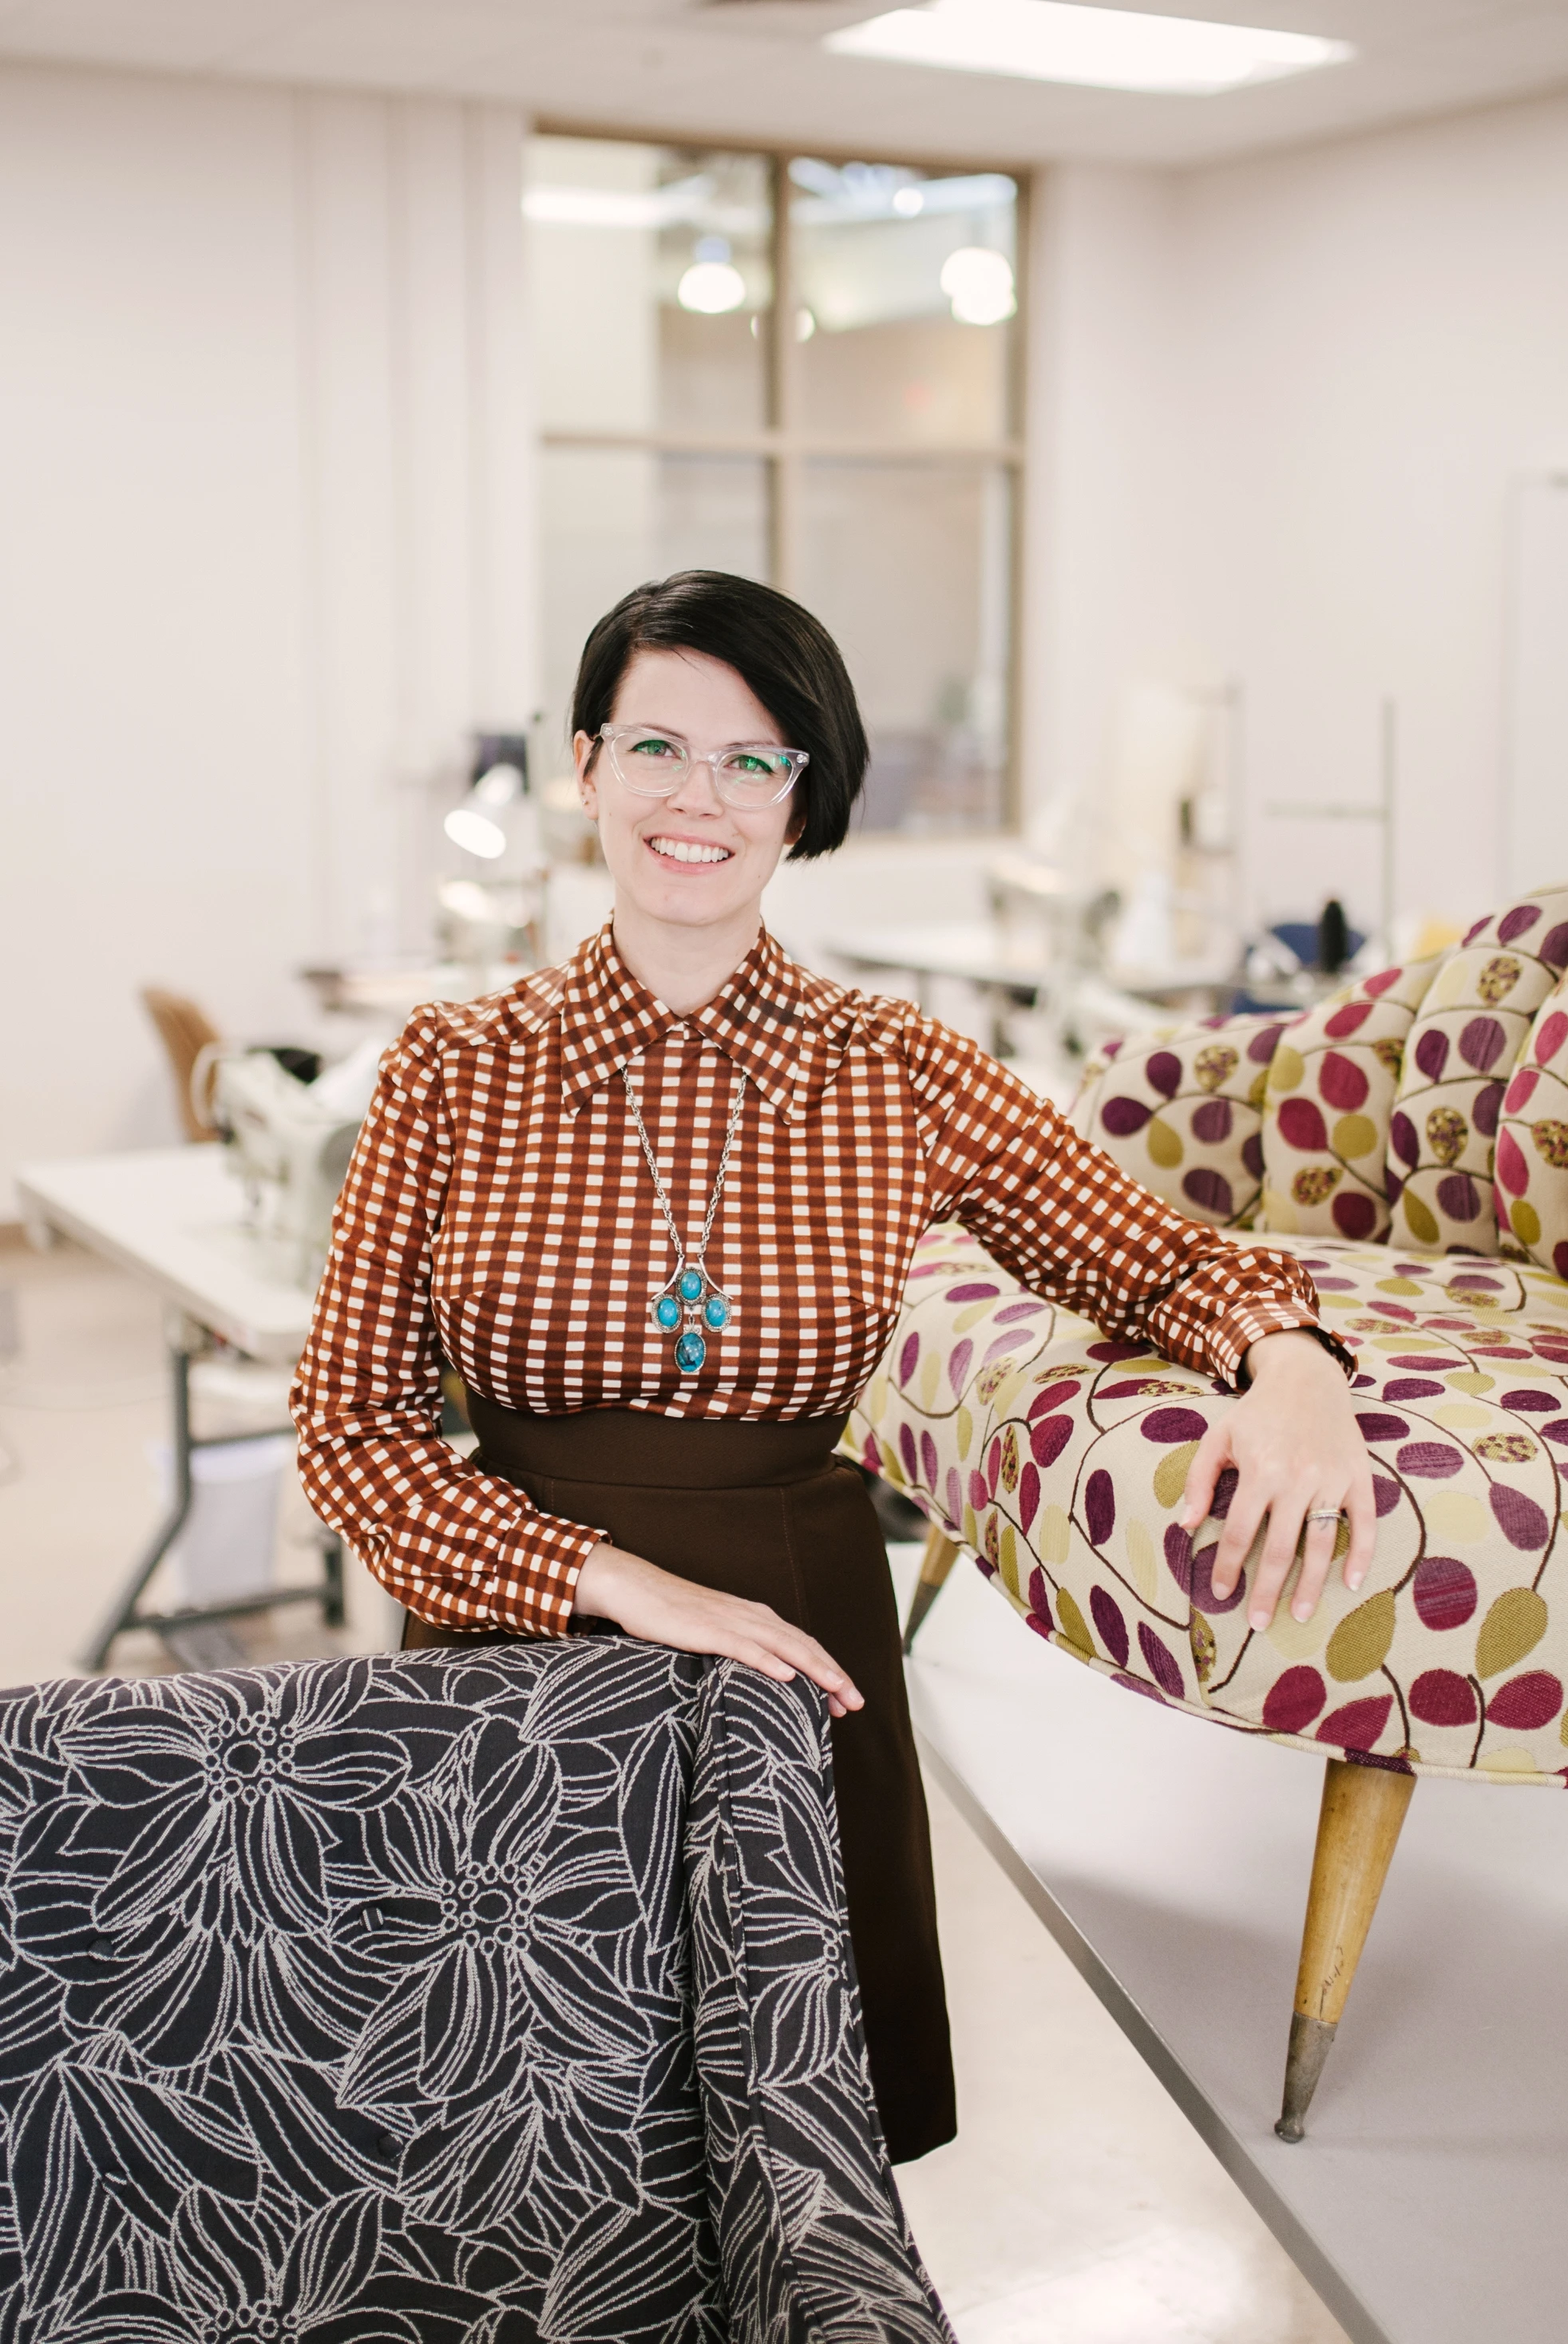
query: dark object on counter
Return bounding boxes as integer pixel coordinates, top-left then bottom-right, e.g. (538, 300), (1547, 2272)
(1317, 897), (1350, 975)
(471, 730), (531, 787)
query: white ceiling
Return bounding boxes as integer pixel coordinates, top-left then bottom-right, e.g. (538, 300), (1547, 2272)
(0, 0), (1566, 166)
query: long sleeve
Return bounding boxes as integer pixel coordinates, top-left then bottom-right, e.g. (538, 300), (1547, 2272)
(288, 1012), (606, 1636)
(901, 1016), (1345, 1385)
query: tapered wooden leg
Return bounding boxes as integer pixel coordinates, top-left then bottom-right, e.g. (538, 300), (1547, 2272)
(901, 1527), (962, 1653)
(1276, 1756), (1416, 2142)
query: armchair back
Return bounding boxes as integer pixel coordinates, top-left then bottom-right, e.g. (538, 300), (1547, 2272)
(1072, 884), (1568, 1267)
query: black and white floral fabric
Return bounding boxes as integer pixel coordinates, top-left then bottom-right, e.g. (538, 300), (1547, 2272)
(0, 1641), (953, 2342)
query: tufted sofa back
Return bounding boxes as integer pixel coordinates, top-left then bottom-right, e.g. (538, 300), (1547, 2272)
(1071, 884), (1568, 1277)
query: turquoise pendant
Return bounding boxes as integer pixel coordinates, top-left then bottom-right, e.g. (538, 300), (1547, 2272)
(651, 1260), (735, 1373)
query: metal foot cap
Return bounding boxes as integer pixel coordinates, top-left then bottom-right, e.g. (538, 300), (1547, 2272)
(1276, 2010), (1338, 2143)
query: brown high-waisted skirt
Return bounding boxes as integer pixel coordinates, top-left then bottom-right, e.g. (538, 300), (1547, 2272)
(402, 1398), (956, 2164)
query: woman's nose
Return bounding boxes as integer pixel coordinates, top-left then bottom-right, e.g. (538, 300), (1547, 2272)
(664, 756), (726, 815)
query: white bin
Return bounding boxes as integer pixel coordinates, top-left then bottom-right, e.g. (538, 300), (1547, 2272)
(152, 1435), (292, 1609)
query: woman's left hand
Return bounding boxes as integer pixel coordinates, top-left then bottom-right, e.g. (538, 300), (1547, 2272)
(1179, 1329), (1376, 1632)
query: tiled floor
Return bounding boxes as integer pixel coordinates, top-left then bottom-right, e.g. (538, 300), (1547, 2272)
(0, 1231), (1350, 2344)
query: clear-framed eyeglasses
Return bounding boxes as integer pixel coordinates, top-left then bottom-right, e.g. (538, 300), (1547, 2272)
(597, 723), (807, 810)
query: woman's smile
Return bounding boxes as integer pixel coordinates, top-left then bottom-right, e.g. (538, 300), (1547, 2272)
(643, 830), (735, 867)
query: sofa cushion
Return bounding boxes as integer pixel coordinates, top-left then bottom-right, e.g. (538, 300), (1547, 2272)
(1387, 886), (1568, 1253)
(0, 1644), (952, 2341)
(1259, 953), (1445, 1243)
(850, 1223), (1568, 1782)
(1069, 1010), (1289, 1228)
(1497, 973), (1568, 1282)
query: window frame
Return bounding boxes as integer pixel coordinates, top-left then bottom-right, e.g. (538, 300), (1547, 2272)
(530, 125), (1031, 835)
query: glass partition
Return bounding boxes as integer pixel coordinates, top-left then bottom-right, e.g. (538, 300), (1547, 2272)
(529, 133), (1022, 830)
(798, 460), (1013, 833)
(538, 448), (769, 781)
(791, 160), (1017, 444)
(528, 138), (773, 439)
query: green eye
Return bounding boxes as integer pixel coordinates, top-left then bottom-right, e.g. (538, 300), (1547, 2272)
(630, 734), (679, 758)
(727, 752), (776, 776)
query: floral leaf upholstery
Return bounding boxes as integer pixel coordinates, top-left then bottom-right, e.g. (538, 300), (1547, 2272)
(1069, 1012), (1288, 1228)
(1497, 974), (1568, 1282)
(1260, 953), (1447, 1243)
(1388, 887), (1568, 1254)
(687, 1665), (955, 2343)
(848, 1224), (1568, 1783)
(0, 1644), (952, 2342)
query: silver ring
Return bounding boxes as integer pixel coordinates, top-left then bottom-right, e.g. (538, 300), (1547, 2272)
(1305, 1508), (1345, 1525)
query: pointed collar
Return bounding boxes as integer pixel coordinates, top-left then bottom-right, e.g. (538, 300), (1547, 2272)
(549, 922), (850, 1123)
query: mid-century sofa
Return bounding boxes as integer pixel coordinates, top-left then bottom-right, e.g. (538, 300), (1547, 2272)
(849, 882), (1568, 2138)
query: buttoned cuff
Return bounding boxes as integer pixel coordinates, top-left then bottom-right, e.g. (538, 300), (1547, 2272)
(485, 1515), (608, 1640)
(1215, 1307), (1356, 1392)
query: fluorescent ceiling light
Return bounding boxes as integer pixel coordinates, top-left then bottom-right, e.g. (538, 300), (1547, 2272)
(826, 0), (1353, 95)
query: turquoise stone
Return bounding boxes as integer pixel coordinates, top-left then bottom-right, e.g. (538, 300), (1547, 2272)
(675, 1330), (707, 1373)
(679, 1269), (704, 1303)
(704, 1296), (730, 1329)
(655, 1295), (681, 1331)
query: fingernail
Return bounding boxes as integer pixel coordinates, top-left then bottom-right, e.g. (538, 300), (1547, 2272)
(1249, 1607), (1270, 1630)
(1347, 1570), (1365, 1590)
(1293, 1600), (1312, 1621)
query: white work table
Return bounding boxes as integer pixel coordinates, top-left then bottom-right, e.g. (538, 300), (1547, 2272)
(827, 921), (1053, 997)
(17, 1146), (318, 1366)
(826, 920), (1235, 1003)
(16, 1146), (340, 1665)
(896, 1546), (1568, 2344)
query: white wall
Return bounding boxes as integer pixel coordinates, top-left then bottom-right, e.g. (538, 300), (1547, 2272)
(1020, 164), (1186, 850)
(0, 62), (533, 1210)
(1025, 88), (1568, 939)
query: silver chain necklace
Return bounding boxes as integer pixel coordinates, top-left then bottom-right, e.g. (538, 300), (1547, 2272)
(621, 1063), (747, 1375)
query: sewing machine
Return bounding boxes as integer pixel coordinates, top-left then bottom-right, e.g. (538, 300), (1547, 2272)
(211, 1037), (384, 1285)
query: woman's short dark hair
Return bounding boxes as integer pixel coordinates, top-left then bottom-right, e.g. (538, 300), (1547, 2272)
(570, 571), (867, 860)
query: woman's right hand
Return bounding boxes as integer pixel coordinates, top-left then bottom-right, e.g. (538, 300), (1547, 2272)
(572, 1542), (864, 1719)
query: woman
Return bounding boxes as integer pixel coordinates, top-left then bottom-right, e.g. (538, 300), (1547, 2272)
(292, 570), (1374, 2166)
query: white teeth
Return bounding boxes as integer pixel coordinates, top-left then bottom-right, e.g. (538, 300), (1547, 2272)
(650, 836), (731, 865)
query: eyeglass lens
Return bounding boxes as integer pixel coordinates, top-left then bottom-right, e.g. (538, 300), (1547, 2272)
(608, 730), (796, 806)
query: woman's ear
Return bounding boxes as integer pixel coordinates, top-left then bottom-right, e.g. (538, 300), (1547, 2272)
(785, 791), (806, 848)
(572, 731), (600, 822)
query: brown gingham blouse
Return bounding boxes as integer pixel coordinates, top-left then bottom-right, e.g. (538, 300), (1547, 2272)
(291, 922), (1333, 1638)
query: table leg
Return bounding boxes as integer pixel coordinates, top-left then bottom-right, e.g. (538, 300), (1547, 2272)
(1276, 1755), (1416, 2142)
(321, 1534), (346, 1629)
(902, 1526), (963, 1654)
(81, 1328), (350, 1672)
(80, 1337), (196, 1672)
